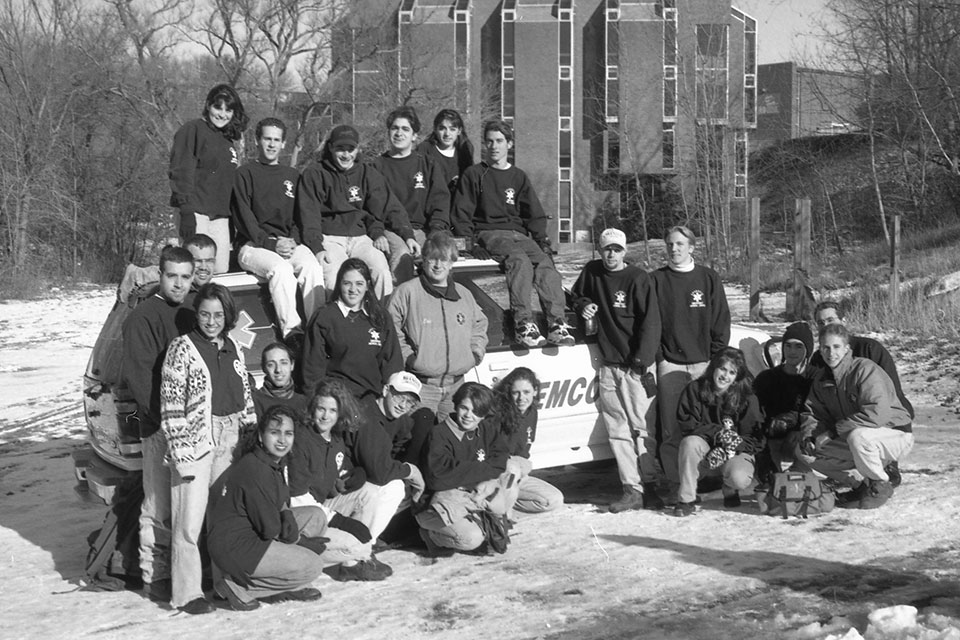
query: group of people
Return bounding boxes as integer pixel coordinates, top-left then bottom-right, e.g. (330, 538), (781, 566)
(168, 85), (573, 352)
(116, 83), (914, 614)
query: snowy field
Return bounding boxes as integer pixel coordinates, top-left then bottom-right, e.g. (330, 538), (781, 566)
(1, 259), (959, 639)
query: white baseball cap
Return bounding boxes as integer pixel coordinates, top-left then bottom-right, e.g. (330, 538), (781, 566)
(387, 371), (422, 399)
(599, 228), (627, 250)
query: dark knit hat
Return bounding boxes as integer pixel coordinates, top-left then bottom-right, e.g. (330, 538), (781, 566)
(328, 124), (359, 148)
(782, 321), (814, 357)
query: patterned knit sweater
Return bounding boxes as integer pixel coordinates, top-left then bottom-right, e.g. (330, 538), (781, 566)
(160, 334), (256, 477)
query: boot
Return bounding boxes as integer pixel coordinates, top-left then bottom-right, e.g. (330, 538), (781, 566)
(609, 485), (644, 513)
(642, 482), (664, 510)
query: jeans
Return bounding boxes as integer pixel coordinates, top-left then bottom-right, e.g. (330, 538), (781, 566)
(418, 377), (464, 423)
(678, 435), (755, 504)
(290, 505), (369, 566)
(216, 540), (324, 604)
(599, 364), (659, 488)
(139, 430), (171, 585)
(238, 243), (325, 336)
(169, 413), (241, 607)
(317, 235), (392, 299)
(476, 229), (565, 325)
(383, 229), (425, 285)
(192, 214), (231, 274)
(515, 475), (564, 514)
(657, 359), (708, 490)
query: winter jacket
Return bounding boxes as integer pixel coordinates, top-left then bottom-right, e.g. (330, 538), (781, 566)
(423, 417), (508, 492)
(169, 118), (240, 229)
(287, 424), (364, 502)
(343, 413), (412, 486)
(159, 334), (256, 478)
(207, 447), (291, 580)
(387, 274), (488, 383)
(677, 380), (764, 452)
(801, 352), (913, 440)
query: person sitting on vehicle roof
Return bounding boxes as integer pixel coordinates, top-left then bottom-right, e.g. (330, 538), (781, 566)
(571, 228), (663, 513)
(451, 118), (573, 349)
(796, 323), (913, 510)
(387, 231), (488, 421)
(232, 117), (325, 346)
(810, 301), (913, 419)
(252, 342), (306, 419)
(752, 322), (815, 482)
(116, 234), (217, 308)
(490, 367), (564, 514)
(673, 348), (764, 517)
(302, 257), (403, 400)
(298, 124), (395, 299)
(417, 382), (516, 555)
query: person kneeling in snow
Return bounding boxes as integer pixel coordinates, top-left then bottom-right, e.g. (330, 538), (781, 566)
(797, 323), (913, 510)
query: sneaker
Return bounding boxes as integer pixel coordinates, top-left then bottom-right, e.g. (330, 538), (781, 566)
(858, 479), (894, 510)
(836, 481), (870, 508)
(884, 461), (902, 488)
(179, 597), (215, 615)
(609, 486), (645, 513)
(516, 322), (547, 348)
(368, 554), (393, 577)
(723, 492), (741, 509)
(215, 580), (260, 612)
(332, 559), (391, 582)
(546, 323), (575, 346)
(673, 501), (696, 517)
(261, 588), (322, 604)
(642, 483), (665, 511)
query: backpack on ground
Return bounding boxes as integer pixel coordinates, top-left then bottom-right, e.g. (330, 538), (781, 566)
(84, 475), (143, 590)
(757, 471), (835, 519)
(466, 509), (512, 554)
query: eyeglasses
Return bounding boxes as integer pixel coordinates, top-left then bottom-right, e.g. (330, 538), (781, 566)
(198, 311), (225, 322)
(389, 391), (417, 408)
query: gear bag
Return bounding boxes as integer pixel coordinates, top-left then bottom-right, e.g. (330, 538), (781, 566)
(757, 471), (835, 519)
(84, 475), (143, 590)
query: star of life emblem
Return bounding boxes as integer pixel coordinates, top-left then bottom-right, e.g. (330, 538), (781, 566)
(414, 171), (425, 189)
(368, 328), (382, 347)
(348, 186), (362, 202)
(505, 188), (516, 205)
(283, 180), (295, 198)
(477, 449), (486, 462)
(690, 289), (705, 308)
(614, 290), (627, 308)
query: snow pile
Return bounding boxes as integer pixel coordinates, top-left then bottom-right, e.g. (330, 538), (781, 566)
(792, 605), (960, 640)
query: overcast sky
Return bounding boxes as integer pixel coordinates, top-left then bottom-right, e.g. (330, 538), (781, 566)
(735, 0), (831, 65)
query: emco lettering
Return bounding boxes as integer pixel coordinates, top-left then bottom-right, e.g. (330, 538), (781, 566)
(541, 376), (599, 409)
(545, 379), (571, 409)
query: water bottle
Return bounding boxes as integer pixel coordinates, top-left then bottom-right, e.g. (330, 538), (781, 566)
(584, 315), (598, 336)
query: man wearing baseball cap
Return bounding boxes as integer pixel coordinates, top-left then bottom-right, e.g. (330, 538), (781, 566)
(297, 123), (396, 299)
(571, 228), (664, 512)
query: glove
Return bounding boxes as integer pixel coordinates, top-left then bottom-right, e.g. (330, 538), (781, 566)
(714, 428), (743, 452)
(335, 467), (367, 494)
(297, 536), (329, 555)
(178, 207), (196, 237)
(279, 510), (299, 544)
(471, 244), (491, 260)
(405, 464), (426, 503)
(705, 446), (730, 470)
(329, 513), (372, 543)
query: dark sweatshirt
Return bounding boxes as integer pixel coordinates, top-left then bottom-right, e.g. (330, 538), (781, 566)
(231, 161), (302, 252)
(371, 152), (450, 231)
(571, 261), (662, 369)
(207, 447), (290, 580)
(423, 417), (508, 491)
(287, 425), (364, 502)
(652, 264), (731, 365)
(121, 295), (195, 437)
(297, 154), (392, 253)
(301, 302), (403, 399)
(451, 163), (547, 242)
(344, 404), (412, 486)
(169, 118), (239, 230)
(498, 406), (538, 459)
(677, 380), (764, 448)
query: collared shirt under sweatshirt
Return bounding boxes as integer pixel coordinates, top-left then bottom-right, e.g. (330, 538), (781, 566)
(652, 263), (730, 365)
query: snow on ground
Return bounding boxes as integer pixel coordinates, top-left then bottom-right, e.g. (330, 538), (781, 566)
(1, 255), (960, 640)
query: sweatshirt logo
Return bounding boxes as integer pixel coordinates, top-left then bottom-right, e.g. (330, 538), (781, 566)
(456, 312), (465, 325)
(232, 358), (244, 378)
(526, 426), (533, 446)
(690, 289), (705, 308)
(476, 448), (486, 462)
(368, 328), (382, 347)
(613, 290), (627, 309)
(348, 185), (362, 203)
(504, 188), (516, 206)
(283, 180), (295, 198)
(229, 147), (239, 166)
(335, 451), (344, 471)
(414, 171), (425, 189)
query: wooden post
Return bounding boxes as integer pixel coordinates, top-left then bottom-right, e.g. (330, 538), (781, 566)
(890, 214), (900, 309)
(749, 197), (763, 321)
(790, 198), (813, 320)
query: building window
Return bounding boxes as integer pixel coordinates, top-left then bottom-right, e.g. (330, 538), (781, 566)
(606, 11), (619, 124)
(662, 123), (675, 171)
(560, 116), (572, 131)
(559, 130), (571, 168)
(399, 0), (414, 23)
(734, 130), (747, 198)
(696, 24), (729, 121)
(502, 4), (516, 121)
(604, 129), (620, 172)
(558, 181), (572, 244)
(744, 15), (757, 126)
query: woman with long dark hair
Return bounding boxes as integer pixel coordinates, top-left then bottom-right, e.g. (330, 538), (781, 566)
(418, 108), (474, 206)
(206, 405), (323, 610)
(169, 84), (249, 273)
(492, 367), (563, 513)
(301, 257), (403, 399)
(160, 282), (256, 613)
(673, 347), (763, 517)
